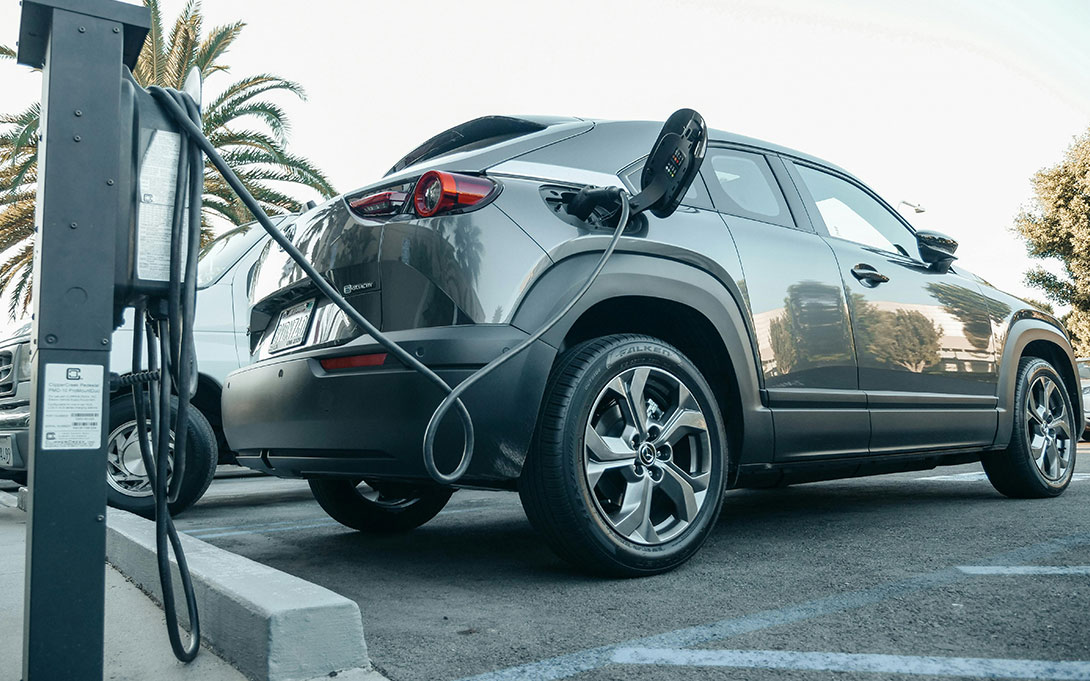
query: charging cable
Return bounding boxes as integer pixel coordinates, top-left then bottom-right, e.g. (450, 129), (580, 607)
(148, 88), (631, 487)
(126, 87), (205, 662)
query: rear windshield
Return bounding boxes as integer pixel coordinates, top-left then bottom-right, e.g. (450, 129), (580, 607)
(386, 116), (547, 176)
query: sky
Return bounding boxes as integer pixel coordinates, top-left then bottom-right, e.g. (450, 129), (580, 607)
(2, 0), (1089, 327)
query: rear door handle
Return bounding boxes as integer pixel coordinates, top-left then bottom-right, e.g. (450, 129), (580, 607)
(851, 264), (889, 286)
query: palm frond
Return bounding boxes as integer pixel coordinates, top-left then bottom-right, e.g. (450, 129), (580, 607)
(204, 100), (291, 142)
(194, 21), (244, 75)
(207, 128), (288, 157)
(0, 0), (337, 316)
(164, 0), (201, 89)
(202, 75), (305, 121)
(0, 242), (33, 319)
(133, 0), (167, 86)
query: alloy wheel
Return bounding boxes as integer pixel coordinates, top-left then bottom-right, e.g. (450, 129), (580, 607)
(1025, 374), (1073, 482)
(583, 366), (712, 545)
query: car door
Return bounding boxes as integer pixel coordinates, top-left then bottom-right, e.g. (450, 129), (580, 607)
(701, 147), (867, 461)
(787, 160), (998, 453)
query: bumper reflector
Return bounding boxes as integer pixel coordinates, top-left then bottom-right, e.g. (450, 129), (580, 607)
(319, 353), (388, 371)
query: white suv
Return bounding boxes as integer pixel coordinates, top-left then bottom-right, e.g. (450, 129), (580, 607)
(0, 218), (283, 515)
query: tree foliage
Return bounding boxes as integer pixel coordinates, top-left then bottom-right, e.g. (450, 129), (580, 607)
(1015, 128), (1090, 355)
(0, 0), (336, 317)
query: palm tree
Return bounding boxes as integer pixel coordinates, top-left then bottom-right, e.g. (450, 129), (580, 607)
(0, 0), (336, 317)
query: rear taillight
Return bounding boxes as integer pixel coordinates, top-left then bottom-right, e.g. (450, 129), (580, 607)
(349, 190), (408, 216)
(320, 353), (388, 371)
(413, 171), (496, 217)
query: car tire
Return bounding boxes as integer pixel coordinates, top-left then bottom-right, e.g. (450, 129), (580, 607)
(309, 478), (453, 533)
(520, 334), (728, 577)
(982, 357), (1077, 498)
(105, 394), (218, 518)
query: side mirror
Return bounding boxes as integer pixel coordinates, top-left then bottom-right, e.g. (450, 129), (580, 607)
(631, 108), (709, 218)
(916, 230), (958, 273)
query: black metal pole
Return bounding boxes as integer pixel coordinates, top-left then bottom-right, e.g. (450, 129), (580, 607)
(16, 2), (149, 679)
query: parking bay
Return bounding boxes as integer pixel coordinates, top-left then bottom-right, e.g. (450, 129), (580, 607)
(165, 444), (1090, 681)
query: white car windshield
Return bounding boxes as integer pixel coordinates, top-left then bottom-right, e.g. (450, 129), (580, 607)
(196, 219), (280, 288)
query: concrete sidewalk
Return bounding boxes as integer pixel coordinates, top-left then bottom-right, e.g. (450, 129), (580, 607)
(0, 499), (248, 681)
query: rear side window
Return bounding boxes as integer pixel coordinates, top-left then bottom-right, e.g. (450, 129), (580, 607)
(622, 161), (711, 208)
(703, 149), (792, 227)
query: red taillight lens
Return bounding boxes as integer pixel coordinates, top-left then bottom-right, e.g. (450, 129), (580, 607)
(413, 171), (496, 217)
(319, 353), (388, 371)
(349, 190), (408, 216)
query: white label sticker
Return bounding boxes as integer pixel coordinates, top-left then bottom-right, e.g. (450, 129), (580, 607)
(41, 364), (104, 450)
(136, 130), (188, 281)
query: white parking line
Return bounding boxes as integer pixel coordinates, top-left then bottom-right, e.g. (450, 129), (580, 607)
(192, 520), (343, 539)
(917, 472), (1090, 482)
(611, 648), (1090, 680)
(184, 516), (329, 535)
(454, 532), (1090, 681)
(957, 565), (1090, 575)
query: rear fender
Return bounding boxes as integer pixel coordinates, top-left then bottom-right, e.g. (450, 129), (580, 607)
(511, 252), (773, 466)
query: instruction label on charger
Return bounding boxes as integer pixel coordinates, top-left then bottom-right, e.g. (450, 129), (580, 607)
(41, 364), (104, 450)
(137, 130), (188, 282)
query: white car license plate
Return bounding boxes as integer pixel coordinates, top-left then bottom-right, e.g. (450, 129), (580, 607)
(0, 435), (13, 468)
(270, 299), (316, 352)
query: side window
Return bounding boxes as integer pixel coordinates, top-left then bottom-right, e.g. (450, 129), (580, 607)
(794, 165), (912, 255)
(703, 149), (792, 228)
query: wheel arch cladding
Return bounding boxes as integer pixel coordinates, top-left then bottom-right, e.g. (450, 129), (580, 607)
(560, 296), (744, 473)
(995, 318), (1084, 448)
(511, 252), (773, 472)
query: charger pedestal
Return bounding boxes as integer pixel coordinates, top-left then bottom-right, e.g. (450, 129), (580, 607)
(16, 1), (149, 679)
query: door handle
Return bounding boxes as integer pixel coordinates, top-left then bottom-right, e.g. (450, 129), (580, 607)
(851, 264), (890, 286)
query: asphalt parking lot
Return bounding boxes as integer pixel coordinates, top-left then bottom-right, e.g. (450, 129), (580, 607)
(6, 447), (1089, 681)
(146, 444), (1090, 681)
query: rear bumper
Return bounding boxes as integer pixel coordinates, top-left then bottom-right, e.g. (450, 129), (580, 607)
(222, 325), (557, 486)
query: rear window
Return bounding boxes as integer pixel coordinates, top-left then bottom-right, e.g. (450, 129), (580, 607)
(386, 116), (547, 176)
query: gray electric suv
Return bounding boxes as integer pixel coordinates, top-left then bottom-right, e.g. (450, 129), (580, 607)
(222, 115), (1083, 575)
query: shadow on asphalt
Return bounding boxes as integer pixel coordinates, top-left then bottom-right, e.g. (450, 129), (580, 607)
(227, 474), (1015, 584)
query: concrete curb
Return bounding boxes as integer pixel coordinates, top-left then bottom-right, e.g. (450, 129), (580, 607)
(105, 508), (375, 681)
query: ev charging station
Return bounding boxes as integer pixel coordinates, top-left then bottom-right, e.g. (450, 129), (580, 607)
(17, 1), (205, 677)
(17, 2), (149, 679)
